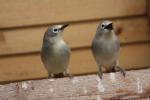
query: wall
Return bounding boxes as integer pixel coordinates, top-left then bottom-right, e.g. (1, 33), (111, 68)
(0, 0), (149, 82)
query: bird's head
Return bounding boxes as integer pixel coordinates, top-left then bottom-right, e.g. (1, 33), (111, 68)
(98, 21), (113, 33)
(45, 24), (69, 38)
(95, 20), (115, 39)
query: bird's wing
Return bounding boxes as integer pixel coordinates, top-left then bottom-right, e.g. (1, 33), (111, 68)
(40, 42), (52, 67)
(60, 45), (71, 67)
(114, 39), (120, 52)
(92, 39), (102, 55)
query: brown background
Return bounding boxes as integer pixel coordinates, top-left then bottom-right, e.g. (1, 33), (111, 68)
(0, 0), (150, 83)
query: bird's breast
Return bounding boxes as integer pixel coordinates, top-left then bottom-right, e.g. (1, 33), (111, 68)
(53, 40), (68, 54)
(93, 37), (120, 63)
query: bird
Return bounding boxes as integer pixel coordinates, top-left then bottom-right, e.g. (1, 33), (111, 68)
(41, 24), (71, 78)
(91, 21), (126, 79)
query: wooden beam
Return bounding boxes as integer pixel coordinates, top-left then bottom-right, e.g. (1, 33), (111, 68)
(0, 68), (150, 99)
(148, 0), (150, 24)
(0, 17), (149, 56)
(0, 43), (150, 82)
(0, 0), (146, 28)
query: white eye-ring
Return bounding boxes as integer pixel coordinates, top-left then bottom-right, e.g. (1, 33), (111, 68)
(53, 28), (59, 33)
(101, 24), (105, 28)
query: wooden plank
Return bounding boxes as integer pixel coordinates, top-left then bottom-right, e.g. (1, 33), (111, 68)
(0, 54), (47, 83)
(0, 17), (150, 56)
(148, 0), (150, 24)
(0, 0), (146, 28)
(70, 43), (150, 74)
(0, 69), (150, 99)
(0, 43), (150, 82)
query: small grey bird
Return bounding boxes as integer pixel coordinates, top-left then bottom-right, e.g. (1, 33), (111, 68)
(41, 24), (71, 78)
(92, 21), (126, 79)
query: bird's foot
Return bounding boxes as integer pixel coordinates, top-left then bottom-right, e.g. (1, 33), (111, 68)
(121, 70), (126, 77)
(48, 73), (55, 78)
(110, 66), (116, 72)
(48, 73), (65, 78)
(63, 72), (73, 79)
(98, 72), (103, 79)
(116, 66), (126, 77)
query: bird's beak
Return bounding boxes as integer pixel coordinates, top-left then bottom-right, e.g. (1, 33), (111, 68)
(105, 23), (113, 30)
(60, 24), (69, 30)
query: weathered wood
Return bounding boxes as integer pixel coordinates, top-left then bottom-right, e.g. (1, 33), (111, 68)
(0, 68), (150, 100)
(148, 0), (150, 24)
(0, 0), (146, 28)
(0, 43), (150, 83)
(0, 17), (149, 56)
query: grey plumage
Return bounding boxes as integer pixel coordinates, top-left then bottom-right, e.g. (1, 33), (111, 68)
(92, 21), (125, 79)
(41, 24), (71, 78)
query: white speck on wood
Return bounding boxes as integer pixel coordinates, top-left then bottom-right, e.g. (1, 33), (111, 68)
(97, 82), (105, 93)
(49, 88), (54, 93)
(137, 78), (143, 94)
(96, 76), (101, 82)
(110, 72), (116, 83)
(97, 95), (102, 100)
(71, 77), (80, 84)
(96, 77), (105, 92)
(21, 82), (28, 90)
(27, 81), (31, 84)
(83, 87), (88, 94)
(48, 79), (55, 82)
(0, 85), (4, 89)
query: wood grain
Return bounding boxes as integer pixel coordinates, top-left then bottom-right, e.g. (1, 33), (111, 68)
(148, 0), (150, 24)
(0, 68), (150, 99)
(0, 0), (146, 28)
(0, 17), (149, 56)
(0, 32), (5, 44)
(0, 43), (149, 82)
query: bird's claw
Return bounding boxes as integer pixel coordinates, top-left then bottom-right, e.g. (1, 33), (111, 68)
(63, 72), (73, 79)
(121, 70), (126, 77)
(98, 72), (103, 79)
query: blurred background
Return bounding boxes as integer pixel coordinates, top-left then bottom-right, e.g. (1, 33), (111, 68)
(0, 0), (149, 83)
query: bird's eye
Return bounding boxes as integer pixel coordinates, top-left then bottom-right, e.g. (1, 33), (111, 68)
(101, 24), (104, 27)
(53, 28), (59, 33)
(53, 29), (58, 32)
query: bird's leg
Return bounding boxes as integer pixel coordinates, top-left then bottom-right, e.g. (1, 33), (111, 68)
(114, 60), (126, 77)
(48, 73), (54, 78)
(110, 64), (116, 72)
(63, 68), (73, 78)
(98, 65), (103, 79)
